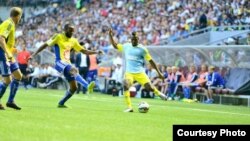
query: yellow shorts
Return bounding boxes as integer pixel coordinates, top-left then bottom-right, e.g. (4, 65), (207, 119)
(125, 72), (150, 86)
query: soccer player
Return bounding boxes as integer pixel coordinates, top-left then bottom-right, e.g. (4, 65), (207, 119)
(108, 29), (167, 112)
(31, 23), (103, 108)
(0, 7), (23, 110)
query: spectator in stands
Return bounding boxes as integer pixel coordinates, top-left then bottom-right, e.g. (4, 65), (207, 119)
(199, 11), (208, 29)
(146, 64), (158, 83)
(27, 61), (40, 87)
(38, 63), (50, 84)
(87, 47), (100, 86)
(37, 64), (64, 89)
(167, 66), (185, 100)
(110, 60), (123, 96)
(196, 64), (208, 87)
(17, 45), (31, 89)
(161, 66), (172, 95)
(11, 0), (250, 48)
(180, 65), (198, 99)
(203, 66), (225, 104)
(151, 65), (167, 92)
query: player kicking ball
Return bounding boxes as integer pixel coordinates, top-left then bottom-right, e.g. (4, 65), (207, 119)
(31, 23), (103, 108)
(108, 29), (168, 112)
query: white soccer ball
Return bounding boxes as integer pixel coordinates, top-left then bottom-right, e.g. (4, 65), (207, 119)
(138, 101), (150, 113)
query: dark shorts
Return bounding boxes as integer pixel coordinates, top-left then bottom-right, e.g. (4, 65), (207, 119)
(19, 64), (28, 75)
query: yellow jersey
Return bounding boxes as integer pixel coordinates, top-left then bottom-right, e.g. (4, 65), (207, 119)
(0, 18), (16, 61)
(46, 33), (84, 63)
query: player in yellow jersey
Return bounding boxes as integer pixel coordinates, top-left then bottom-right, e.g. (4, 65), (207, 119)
(109, 29), (168, 112)
(31, 23), (103, 108)
(0, 7), (23, 110)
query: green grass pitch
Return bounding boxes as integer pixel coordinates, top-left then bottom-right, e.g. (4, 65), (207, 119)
(0, 88), (249, 141)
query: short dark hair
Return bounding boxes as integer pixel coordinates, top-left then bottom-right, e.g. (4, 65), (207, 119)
(10, 7), (22, 17)
(132, 31), (137, 37)
(64, 23), (74, 30)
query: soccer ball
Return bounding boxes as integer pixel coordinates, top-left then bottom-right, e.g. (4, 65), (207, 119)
(138, 101), (150, 113)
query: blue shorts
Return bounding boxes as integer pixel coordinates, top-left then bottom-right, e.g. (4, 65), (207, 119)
(54, 61), (75, 82)
(0, 61), (19, 76)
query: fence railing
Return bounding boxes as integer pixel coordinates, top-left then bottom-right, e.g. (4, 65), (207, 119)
(159, 25), (250, 45)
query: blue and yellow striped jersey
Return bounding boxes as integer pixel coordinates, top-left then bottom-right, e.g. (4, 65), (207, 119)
(46, 33), (84, 63)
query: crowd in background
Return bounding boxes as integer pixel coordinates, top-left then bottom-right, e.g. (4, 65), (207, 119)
(11, 0), (250, 52)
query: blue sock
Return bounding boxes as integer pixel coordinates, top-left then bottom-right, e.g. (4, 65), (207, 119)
(8, 79), (20, 103)
(0, 83), (8, 99)
(75, 74), (88, 88)
(59, 90), (74, 105)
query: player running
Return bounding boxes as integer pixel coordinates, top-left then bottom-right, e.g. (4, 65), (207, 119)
(31, 23), (103, 108)
(0, 7), (23, 110)
(108, 29), (168, 112)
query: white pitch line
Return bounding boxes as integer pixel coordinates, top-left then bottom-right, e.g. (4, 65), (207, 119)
(46, 93), (250, 117)
(156, 104), (250, 117)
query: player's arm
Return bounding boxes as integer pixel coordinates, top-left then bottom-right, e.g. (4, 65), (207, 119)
(144, 48), (164, 80)
(31, 34), (58, 58)
(74, 39), (104, 55)
(0, 21), (13, 59)
(31, 43), (48, 58)
(0, 36), (12, 59)
(80, 48), (103, 55)
(108, 28), (119, 49)
(149, 60), (164, 80)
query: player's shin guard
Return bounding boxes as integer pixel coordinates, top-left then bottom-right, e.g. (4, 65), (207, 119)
(0, 83), (8, 99)
(75, 74), (88, 88)
(59, 90), (74, 105)
(124, 91), (132, 108)
(8, 79), (20, 103)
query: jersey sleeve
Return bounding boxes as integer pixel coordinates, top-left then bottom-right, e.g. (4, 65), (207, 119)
(46, 34), (59, 46)
(117, 44), (123, 52)
(0, 20), (12, 39)
(144, 48), (152, 61)
(73, 39), (85, 52)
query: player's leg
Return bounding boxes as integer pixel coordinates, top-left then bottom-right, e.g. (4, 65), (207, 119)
(123, 73), (134, 112)
(7, 62), (22, 110)
(68, 66), (95, 94)
(0, 76), (11, 110)
(58, 80), (77, 107)
(55, 61), (94, 93)
(0, 61), (13, 110)
(135, 73), (168, 100)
